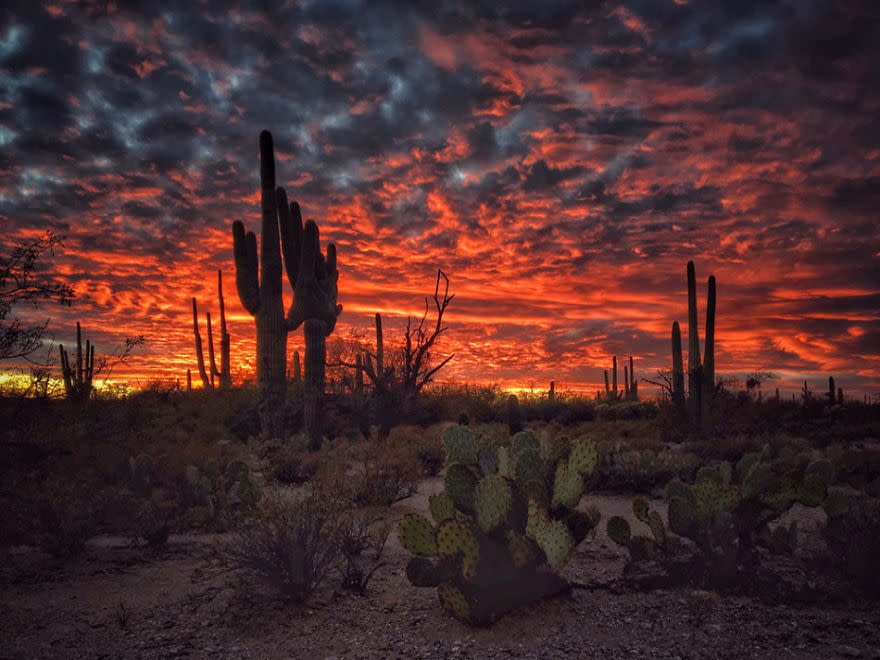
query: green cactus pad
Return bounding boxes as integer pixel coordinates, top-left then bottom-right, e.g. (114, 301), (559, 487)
(568, 438), (598, 476)
(474, 474), (513, 532)
(526, 498), (551, 540)
(648, 510), (666, 546)
(541, 434), (570, 464)
(694, 479), (738, 517)
(565, 508), (601, 543)
(534, 518), (576, 569)
(607, 515), (632, 546)
(399, 513), (438, 557)
(442, 424), (479, 465)
(438, 583), (470, 621)
(477, 440), (499, 476)
(444, 463), (479, 513)
(551, 459), (583, 510)
(514, 447), (545, 484)
(632, 497), (650, 523)
(512, 430), (540, 456)
(429, 492), (456, 523)
(436, 519), (480, 579)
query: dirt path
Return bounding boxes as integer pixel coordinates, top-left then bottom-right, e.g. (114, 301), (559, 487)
(1, 485), (878, 659)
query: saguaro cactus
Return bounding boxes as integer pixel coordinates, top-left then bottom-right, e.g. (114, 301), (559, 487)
(676, 261), (716, 421)
(232, 130), (340, 442)
(59, 321), (94, 403)
(671, 321), (685, 411)
(192, 270), (231, 389)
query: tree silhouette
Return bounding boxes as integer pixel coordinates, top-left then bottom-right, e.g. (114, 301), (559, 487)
(0, 232), (74, 361)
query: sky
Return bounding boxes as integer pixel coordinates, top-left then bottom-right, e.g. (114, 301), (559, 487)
(1, 0), (879, 399)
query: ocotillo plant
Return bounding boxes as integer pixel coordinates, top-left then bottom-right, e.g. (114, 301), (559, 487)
(192, 270), (232, 389)
(59, 321), (94, 403)
(232, 130), (340, 443)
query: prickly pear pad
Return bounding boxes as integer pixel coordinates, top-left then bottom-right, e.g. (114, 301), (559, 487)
(442, 424), (478, 464)
(444, 463), (478, 513)
(551, 459), (583, 510)
(436, 519), (480, 579)
(474, 474), (513, 532)
(429, 492), (455, 523)
(568, 438), (598, 476)
(607, 515), (632, 546)
(398, 513), (437, 557)
(438, 583), (470, 621)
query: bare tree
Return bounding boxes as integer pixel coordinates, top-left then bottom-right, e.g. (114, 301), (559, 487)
(401, 268), (455, 396)
(0, 232), (74, 361)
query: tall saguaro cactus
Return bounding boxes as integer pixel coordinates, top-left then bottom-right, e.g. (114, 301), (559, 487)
(673, 261), (717, 422)
(671, 321), (685, 411)
(232, 130), (340, 444)
(192, 270), (231, 389)
(59, 321), (94, 404)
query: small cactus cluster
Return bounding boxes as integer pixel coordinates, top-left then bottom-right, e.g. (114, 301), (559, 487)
(183, 457), (263, 529)
(398, 424), (601, 625)
(608, 449), (834, 588)
(127, 454), (262, 541)
(603, 356), (639, 403)
(606, 496), (668, 562)
(670, 261), (715, 421)
(59, 321), (94, 403)
(191, 270), (231, 389)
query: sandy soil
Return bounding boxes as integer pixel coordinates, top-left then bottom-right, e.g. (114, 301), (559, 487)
(1, 479), (878, 660)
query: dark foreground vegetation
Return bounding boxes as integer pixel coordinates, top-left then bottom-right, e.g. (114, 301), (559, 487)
(2, 384), (879, 606)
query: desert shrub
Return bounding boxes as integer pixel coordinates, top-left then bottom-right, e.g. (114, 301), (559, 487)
(339, 509), (392, 595)
(227, 493), (347, 603)
(34, 477), (99, 558)
(823, 493), (880, 593)
(353, 459), (419, 507)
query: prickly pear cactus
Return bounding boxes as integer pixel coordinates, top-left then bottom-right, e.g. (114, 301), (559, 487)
(612, 452), (834, 590)
(398, 424), (601, 625)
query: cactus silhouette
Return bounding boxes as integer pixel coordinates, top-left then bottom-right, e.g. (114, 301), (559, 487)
(59, 321), (94, 403)
(232, 130), (340, 441)
(192, 270), (231, 389)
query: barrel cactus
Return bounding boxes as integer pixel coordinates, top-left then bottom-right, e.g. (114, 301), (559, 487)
(398, 425), (600, 625)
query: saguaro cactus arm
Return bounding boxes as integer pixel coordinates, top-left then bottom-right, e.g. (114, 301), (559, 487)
(232, 222), (260, 315)
(283, 207), (342, 334)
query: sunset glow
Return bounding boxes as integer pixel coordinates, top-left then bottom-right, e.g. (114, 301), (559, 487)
(2, 1), (878, 399)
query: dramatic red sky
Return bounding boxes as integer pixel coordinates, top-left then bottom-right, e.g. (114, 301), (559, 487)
(2, 1), (879, 399)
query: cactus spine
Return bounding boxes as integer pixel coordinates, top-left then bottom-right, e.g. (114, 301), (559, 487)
(59, 321), (94, 403)
(232, 130), (340, 442)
